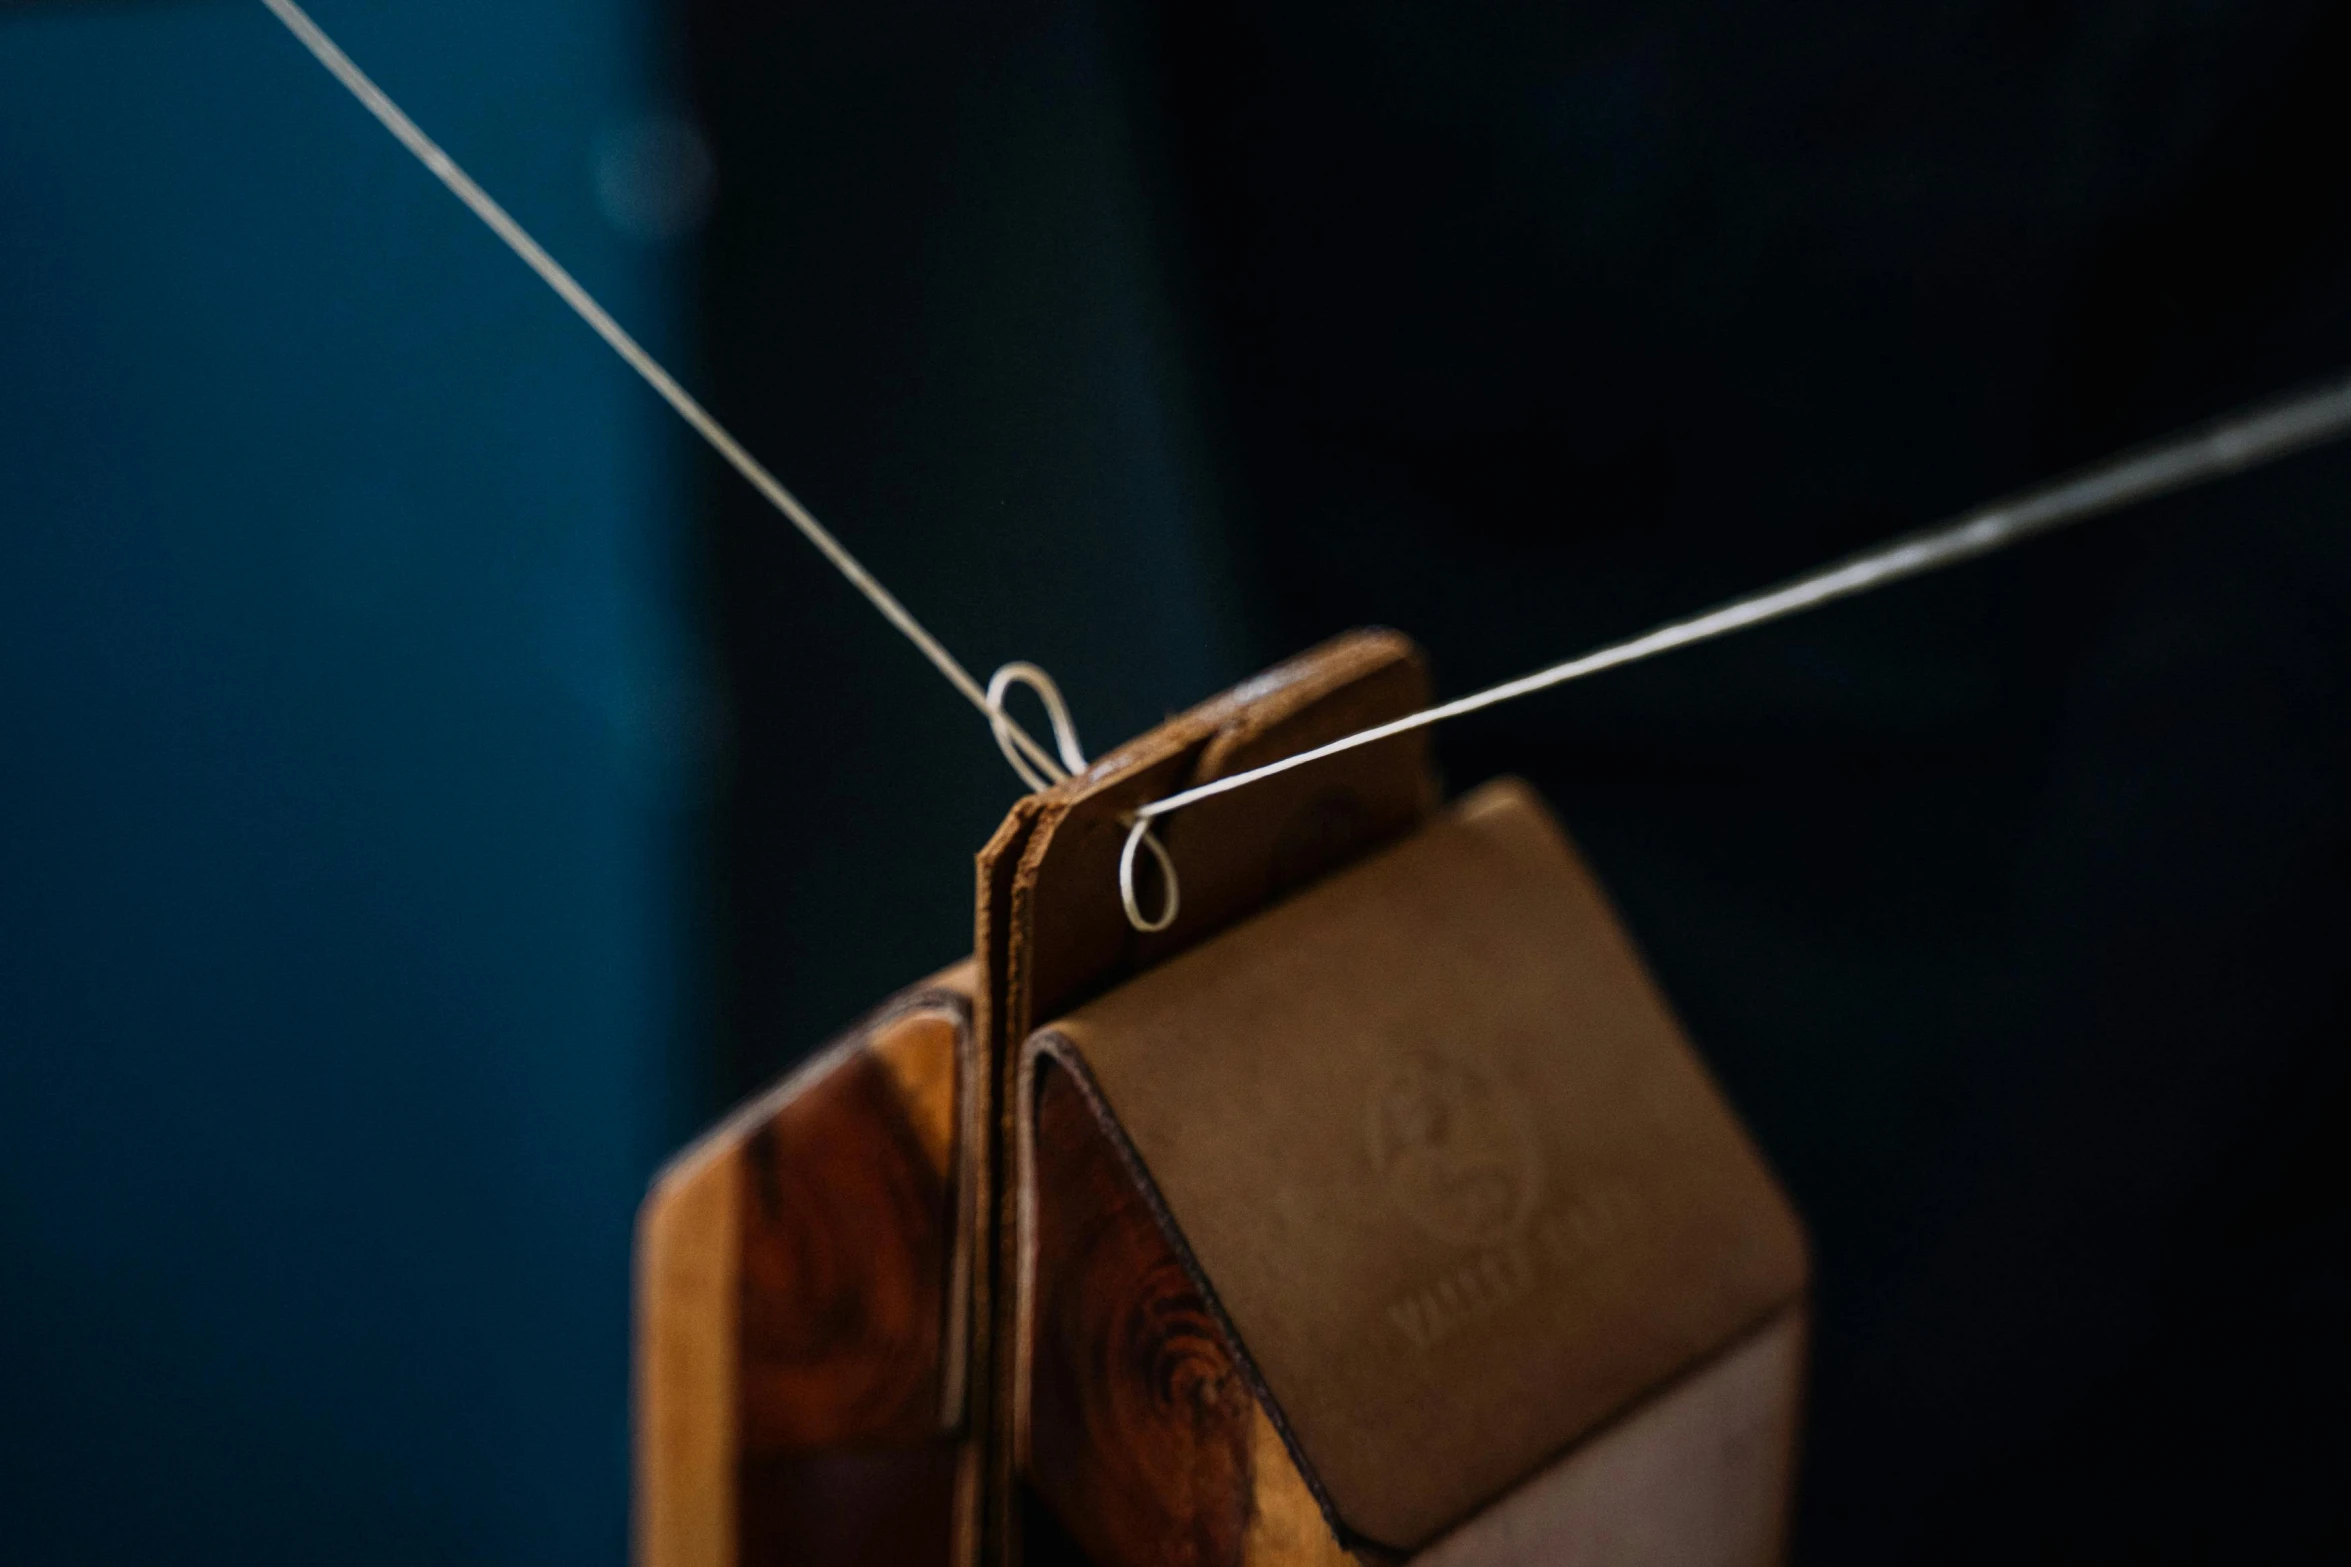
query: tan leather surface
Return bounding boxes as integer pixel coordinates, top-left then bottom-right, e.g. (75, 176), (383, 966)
(1034, 781), (1809, 1553)
(1018, 1040), (1376, 1567)
(1010, 628), (1438, 1044)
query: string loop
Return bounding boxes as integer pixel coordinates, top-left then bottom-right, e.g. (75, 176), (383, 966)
(985, 662), (1180, 930)
(1118, 816), (1180, 933)
(985, 662), (1088, 791)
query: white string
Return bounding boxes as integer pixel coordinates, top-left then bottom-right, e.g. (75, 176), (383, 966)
(984, 662), (1179, 925)
(256, 0), (1068, 790)
(985, 662), (1088, 792)
(1118, 817), (1180, 933)
(1116, 370), (2351, 928)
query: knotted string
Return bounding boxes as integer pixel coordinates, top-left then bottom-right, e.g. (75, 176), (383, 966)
(983, 663), (1085, 792)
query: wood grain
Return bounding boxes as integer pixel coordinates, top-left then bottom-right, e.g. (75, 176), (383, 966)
(737, 1015), (955, 1450)
(1021, 1054), (1266, 1567)
(637, 980), (975, 1567)
(1020, 1051), (1370, 1567)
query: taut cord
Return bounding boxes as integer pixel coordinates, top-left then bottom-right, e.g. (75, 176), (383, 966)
(248, 3), (2351, 935)
(257, 0), (1070, 790)
(1118, 371), (2351, 926)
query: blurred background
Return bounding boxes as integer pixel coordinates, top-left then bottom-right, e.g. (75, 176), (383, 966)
(3, 0), (2346, 1561)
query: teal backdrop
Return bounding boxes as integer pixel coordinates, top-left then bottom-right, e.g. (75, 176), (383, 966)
(0, 4), (696, 1560)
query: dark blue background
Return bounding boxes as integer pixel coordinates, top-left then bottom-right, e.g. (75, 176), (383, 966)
(2, 4), (698, 1559)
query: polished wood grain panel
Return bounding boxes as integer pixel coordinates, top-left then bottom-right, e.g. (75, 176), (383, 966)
(737, 1014), (956, 1450)
(637, 979), (975, 1567)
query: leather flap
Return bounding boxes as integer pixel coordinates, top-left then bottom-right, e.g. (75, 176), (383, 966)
(1014, 629), (1437, 1033)
(981, 629), (1438, 1566)
(1033, 781), (1809, 1553)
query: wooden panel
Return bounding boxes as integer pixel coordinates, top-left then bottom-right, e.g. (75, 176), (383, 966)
(739, 1442), (964, 1567)
(636, 976), (975, 1567)
(1037, 783), (1809, 1551)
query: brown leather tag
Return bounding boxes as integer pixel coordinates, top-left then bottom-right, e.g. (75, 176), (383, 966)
(976, 629), (1442, 1564)
(1026, 781), (1809, 1556)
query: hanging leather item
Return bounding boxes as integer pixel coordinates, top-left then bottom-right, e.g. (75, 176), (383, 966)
(1013, 779), (1809, 1565)
(637, 629), (1809, 1567)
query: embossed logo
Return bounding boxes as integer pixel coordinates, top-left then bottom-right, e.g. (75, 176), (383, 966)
(1366, 1050), (1543, 1247)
